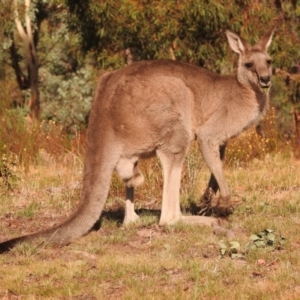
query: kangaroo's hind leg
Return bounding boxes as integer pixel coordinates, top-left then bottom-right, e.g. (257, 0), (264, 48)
(198, 144), (226, 215)
(197, 137), (233, 216)
(157, 149), (186, 225)
(124, 162), (144, 225)
(157, 147), (219, 227)
(115, 158), (144, 225)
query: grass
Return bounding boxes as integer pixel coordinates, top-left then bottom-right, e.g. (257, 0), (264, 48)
(0, 143), (300, 299)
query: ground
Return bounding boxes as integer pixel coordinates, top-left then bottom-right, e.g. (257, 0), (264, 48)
(0, 152), (300, 299)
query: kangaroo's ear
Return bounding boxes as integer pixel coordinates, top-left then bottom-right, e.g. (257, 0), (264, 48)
(255, 29), (275, 51)
(225, 30), (249, 54)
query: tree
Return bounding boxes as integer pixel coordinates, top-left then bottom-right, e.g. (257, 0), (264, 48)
(0, 0), (88, 128)
(11, 0), (41, 120)
(0, 0), (49, 121)
(64, 1), (265, 70)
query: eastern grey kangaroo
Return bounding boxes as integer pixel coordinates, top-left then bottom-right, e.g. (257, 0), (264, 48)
(0, 28), (274, 252)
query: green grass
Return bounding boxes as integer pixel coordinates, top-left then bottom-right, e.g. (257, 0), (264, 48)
(0, 149), (300, 299)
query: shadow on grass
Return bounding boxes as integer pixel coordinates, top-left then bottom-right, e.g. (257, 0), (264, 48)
(92, 204), (202, 231)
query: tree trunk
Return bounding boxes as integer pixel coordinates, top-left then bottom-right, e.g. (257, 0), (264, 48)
(9, 39), (29, 90)
(27, 42), (40, 120)
(13, 0), (40, 121)
(294, 110), (300, 159)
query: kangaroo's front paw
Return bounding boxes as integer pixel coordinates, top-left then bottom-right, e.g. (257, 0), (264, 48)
(212, 197), (234, 217)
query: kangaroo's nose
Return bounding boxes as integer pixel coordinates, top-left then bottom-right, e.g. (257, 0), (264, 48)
(260, 76), (271, 85)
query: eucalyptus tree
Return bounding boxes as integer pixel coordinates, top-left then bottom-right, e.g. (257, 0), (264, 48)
(0, 0), (48, 120)
(0, 0), (71, 121)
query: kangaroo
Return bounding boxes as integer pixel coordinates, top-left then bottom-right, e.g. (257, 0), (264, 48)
(0, 29), (274, 253)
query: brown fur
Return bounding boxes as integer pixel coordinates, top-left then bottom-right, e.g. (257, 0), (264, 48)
(0, 29), (274, 252)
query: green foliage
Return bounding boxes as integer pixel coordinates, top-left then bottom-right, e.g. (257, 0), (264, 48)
(270, 73), (300, 148)
(270, 75), (295, 139)
(66, 0), (235, 70)
(0, 154), (19, 190)
(218, 229), (286, 259)
(40, 65), (96, 133)
(0, 0), (91, 130)
(218, 240), (244, 259)
(65, 0), (300, 71)
(36, 1), (94, 131)
(246, 229), (286, 251)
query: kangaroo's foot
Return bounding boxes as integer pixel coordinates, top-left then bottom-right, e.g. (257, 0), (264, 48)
(197, 188), (234, 217)
(123, 199), (140, 226)
(212, 197), (234, 217)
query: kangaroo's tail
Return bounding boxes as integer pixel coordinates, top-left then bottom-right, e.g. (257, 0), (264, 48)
(0, 143), (119, 253)
(0, 124), (121, 253)
(0, 71), (121, 254)
(0, 73), (122, 253)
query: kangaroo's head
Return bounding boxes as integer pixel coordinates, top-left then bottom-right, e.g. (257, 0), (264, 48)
(226, 29), (274, 93)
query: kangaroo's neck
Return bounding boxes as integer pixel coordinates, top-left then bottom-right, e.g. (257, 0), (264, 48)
(238, 77), (270, 114)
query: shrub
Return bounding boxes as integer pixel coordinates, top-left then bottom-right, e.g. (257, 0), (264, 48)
(40, 65), (97, 134)
(0, 81), (85, 171)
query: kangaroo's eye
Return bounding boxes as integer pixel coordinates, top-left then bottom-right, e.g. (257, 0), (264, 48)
(266, 59), (272, 65)
(245, 62), (253, 69)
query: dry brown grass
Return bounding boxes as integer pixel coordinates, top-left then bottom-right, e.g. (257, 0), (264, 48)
(0, 140), (300, 299)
